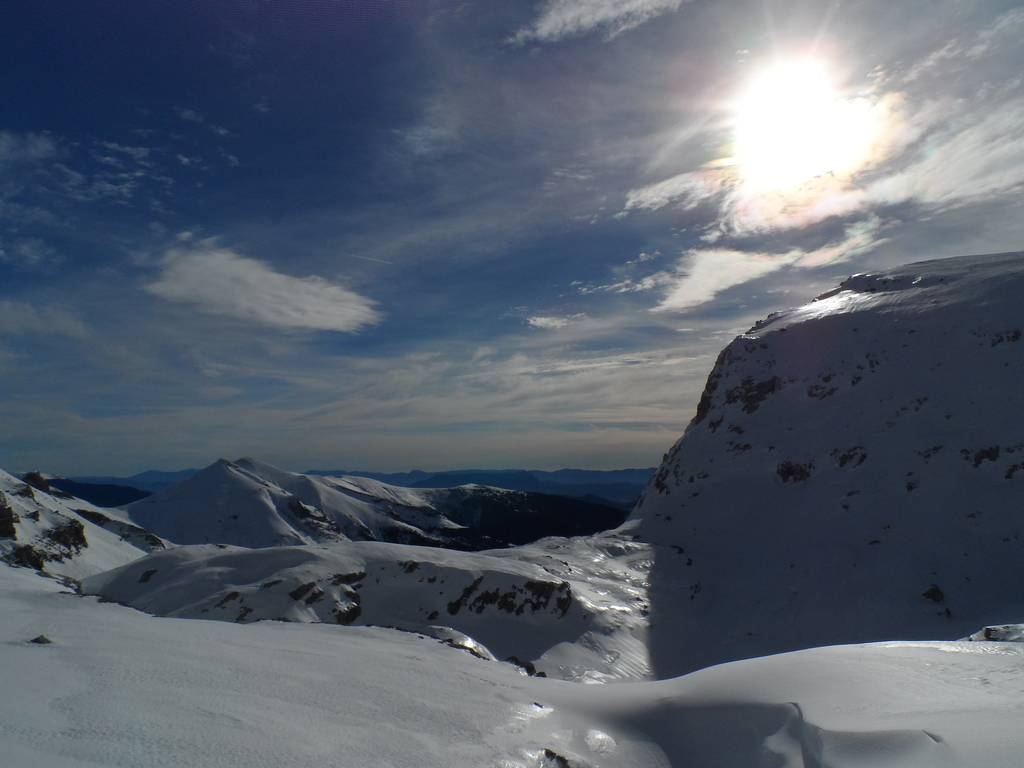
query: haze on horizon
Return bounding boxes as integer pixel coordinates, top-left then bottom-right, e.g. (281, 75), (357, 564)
(3, 0), (1024, 476)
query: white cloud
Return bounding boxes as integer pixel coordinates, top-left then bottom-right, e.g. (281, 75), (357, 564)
(654, 250), (787, 312)
(651, 218), (888, 312)
(903, 8), (1024, 82)
(100, 142), (151, 162)
(176, 108), (204, 123)
(578, 271), (674, 296)
(623, 170), (726, 213)
(869, 101), (1024, 208)
(527, 314), (582, 329)
(145, 245), (382, 333)
(791, 216), (888, 268)
(513, 0), (685, 43)
(0, 301), (90, 338)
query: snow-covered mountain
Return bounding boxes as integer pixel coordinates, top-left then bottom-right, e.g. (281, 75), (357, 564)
(632, 251), (1024, 676)
(0, 469), (161, 582)
(85, 457), (648, 678)
(123, 456), (625, 550)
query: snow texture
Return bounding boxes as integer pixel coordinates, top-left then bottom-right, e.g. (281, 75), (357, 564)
(4, 567), (1024, 766)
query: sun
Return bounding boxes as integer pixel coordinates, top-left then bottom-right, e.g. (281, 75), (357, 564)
(734, 59), (874, 190)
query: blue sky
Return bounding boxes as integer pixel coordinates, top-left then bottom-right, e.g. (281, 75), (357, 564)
(3, 0), (1024, 475)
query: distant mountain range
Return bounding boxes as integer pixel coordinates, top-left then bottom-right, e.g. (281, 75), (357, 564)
(67, 466), (655, 509)
(63, 468), (201, 493)
(119, 456), (628, 550)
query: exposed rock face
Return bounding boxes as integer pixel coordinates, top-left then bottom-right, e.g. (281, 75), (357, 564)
(632, 252), (1024, 676)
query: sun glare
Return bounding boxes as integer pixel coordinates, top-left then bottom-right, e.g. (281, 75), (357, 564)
(734, 59), (873, 190)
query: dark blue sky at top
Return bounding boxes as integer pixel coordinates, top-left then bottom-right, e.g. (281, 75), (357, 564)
(3, 0), (1023, 475)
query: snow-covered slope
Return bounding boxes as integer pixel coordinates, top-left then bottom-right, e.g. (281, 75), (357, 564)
(124, 456), (624, 550)
(0, 470), (160, 582)
(82, 533), (654, 680)
(632, 252), (1024, 676)
(5, 565), (1024, 767)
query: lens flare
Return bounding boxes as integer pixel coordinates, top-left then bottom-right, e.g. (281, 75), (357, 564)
(735, 59), (874, 190)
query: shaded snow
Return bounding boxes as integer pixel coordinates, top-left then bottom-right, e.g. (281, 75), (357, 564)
(632, 252), (1024, 676)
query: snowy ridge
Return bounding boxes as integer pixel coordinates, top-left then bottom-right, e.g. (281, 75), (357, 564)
(0, 469), (159, 581)
(82, 533), (655, 680)
(633, 252), (1024, 676)
(124, 456), (624, 550)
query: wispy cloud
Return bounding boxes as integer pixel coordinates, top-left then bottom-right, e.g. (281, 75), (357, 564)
(175, 107), (204, 123)
(791, 216), (888, 268)
(0, 301), (89, 338)
(653, 250), (784, 312)
(527, 314), (582, 329)
(0, 131), (56, 170)
(145, 244), (382, 333)
(869, 100), (1024, 208)
(513, 0), (686, 43)
(99, 142), (151, 163)
(614, 217), (888, 312)
(0, 237), (60, 268)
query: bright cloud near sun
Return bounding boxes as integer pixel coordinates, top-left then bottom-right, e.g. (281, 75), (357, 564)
(648, 217), (889, 312)
(146, 244), (382, 333)
(628, 15), (1024, 238)
(624, 69), (911, 236)
(654, 249), (783, 312)
(619, 12), (1024, 318)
